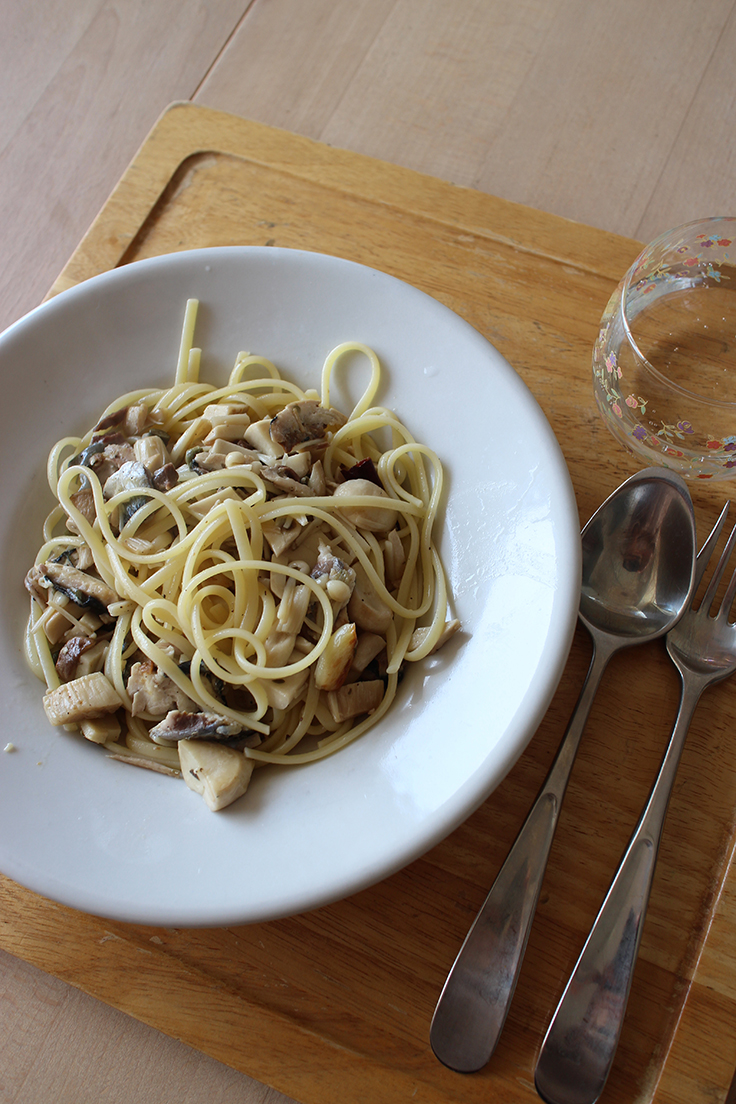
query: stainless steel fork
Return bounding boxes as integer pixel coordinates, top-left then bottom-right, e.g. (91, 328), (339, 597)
(535, 503), (736, 1104)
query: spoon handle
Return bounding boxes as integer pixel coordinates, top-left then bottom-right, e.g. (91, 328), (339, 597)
(430, 639), (614, 1073)
(534, 677), (703, 1104)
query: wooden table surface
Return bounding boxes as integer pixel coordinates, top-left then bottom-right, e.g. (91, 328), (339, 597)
(3, 3), (736, 1102)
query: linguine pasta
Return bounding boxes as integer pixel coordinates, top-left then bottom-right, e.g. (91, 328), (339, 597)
(24, 300), (459, 810)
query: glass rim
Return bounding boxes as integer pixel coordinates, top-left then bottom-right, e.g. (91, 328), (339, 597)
(620, 221), (736, 411)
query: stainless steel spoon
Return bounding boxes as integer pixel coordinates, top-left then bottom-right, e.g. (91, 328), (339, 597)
(430, 468), (697, 1074)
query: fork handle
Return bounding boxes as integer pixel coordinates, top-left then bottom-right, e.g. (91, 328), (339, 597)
(430, 638), (615, 1074)
(534, 676), (705, 1104)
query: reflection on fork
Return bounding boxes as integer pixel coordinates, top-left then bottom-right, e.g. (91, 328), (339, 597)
(535, 502), (736, 1104)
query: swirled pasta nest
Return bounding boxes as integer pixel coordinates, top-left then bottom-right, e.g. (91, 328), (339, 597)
(24, 301), (459, 810)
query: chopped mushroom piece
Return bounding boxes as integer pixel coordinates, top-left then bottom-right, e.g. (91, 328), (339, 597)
(351, 632), (386, 674)
(260, 465), (313, 496)
(80, 714), (121, 744)
(308, 459), (327, 496)
(347, 565), (393, 634)
(269, 400), (346, 452)
(55, 634), (96, 681)
(179, 740), (254, 811)
(261, 670), (309, 710)
(333, 478), (398, 533)
(134, 435), (169, 475)
(34, 561), (119, 613)
(152, 463), (179, 491)
(123, 403), (149, 436)
(148, 710), (243, 744)
(87, 440), (136, 484)
(126, 659), (196, 716)
(242, 418), (285, 458)
(43, 672), (123, 725)
(409, 619), (462, 654)
(315, 623), (357, 691)
(326, 679), (384, 723)
(67, 488), (96, 532)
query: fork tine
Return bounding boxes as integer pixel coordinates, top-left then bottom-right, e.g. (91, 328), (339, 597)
(701, 513), (736, 615)
(718, 524), (736, 618)
(695, 501), (730, 589)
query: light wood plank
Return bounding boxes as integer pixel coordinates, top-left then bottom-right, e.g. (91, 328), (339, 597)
(0, 949), (293, 1104)
(637, 0), (736, 240)
(0, 0), (104, 157)
(473, 0), (736, 240)
(0, 0), (252, 333)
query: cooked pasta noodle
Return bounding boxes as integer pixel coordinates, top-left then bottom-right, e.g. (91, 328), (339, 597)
(24, 300), (459, 810)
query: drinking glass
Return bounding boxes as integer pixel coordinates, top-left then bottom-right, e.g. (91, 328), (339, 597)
(593, 216), (736, 480)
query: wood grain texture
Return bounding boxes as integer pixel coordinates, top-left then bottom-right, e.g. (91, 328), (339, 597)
(0, 949), (289, 1104)
(0, 0), (253, 333)
(4, 103), (736, 1104)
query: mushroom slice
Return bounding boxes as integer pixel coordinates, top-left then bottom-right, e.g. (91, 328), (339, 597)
(148, 710), (243, 744)
(80, 714), (121, 745)
(87, 440), (137, 485)
(262, 518), (302, 558)
(242, 418), (285, 458)
(351, 632), (386, 674)
(261, 670), (309, 710)
(326, 679), (384, 723)
(152, 463), (179, 491)
(67, 487), (96, 533)
(55, 634), (96, 681)
(43, 672), (123, 725)
(260, 465), (313, 497)
(107, 751), (181, 777)
(178, 740), (254, 811)
(315, 623), (357, 691)
(308, 459), (327, 496)
(269, 401), (346, 452)
(134, 435), (169, 475)
(332, 478), (398, 533)
(39, 561), (119, 613)
(126, 659), (196, 717)
(347, 565), (393, 634)
(123, 402), (149, 436)
(409, 619), (461, 655)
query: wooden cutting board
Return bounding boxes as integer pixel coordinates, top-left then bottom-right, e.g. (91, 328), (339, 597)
(3, 102), (736, 1104)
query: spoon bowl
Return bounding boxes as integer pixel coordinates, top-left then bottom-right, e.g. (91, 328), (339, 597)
(430, 467), (696, 1074)
(580, 469), (698, 640)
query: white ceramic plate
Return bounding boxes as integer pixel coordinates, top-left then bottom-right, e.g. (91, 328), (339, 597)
(0, 247), (580, 926)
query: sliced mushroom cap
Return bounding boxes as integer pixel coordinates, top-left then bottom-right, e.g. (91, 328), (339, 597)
(179, 739), (254, 811)
(37, 561), (119, 613)
(43, 672), (123, 725)
(332, 478), (398, 533)
(126, 659), (197, 717)
(326, 679), (384, 723)
(55, 635), (96, 681)
(103, 460), (152, 500)
(148, 710), (244, 744)
(347, 565), (393, 634)
(315, 622), (357, 691)
(269, 401), (346, 452)
(260, 465), (313, 497)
